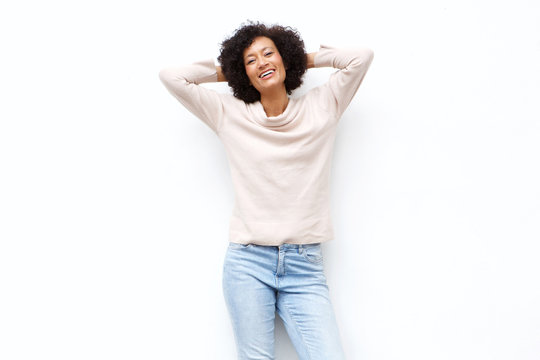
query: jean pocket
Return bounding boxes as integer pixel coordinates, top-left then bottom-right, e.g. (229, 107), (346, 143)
(301, 244), (323, 264)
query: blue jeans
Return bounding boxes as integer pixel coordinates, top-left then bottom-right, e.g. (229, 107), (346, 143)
(222, 242), (346, 360)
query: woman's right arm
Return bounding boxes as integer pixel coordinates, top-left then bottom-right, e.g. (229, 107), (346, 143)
(159, 59), (225, 133)
(216, 66), (227, 82)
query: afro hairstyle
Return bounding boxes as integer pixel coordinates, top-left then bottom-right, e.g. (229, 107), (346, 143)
(218, 21), (308, 103)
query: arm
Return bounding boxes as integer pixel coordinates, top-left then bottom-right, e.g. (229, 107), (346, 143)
(216, 66), (227, 82)
(310, 45), (374, 119)
(159, 59), (225, 133)
(306, 52), (317, 69)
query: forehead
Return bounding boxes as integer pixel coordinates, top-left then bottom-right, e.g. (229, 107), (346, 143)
(243, 36), (277, 57)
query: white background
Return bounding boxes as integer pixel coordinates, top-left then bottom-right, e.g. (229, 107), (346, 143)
(1, 0), (539, 359)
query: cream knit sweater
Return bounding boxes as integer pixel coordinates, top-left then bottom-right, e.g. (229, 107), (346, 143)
(159, 45), (373, 245)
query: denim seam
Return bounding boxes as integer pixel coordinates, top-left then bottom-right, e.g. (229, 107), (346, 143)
(280, 299), (313, 360)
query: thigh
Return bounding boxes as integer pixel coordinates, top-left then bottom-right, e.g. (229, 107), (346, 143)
(276, 244), (346, 360)
(222, 243), (277, 360)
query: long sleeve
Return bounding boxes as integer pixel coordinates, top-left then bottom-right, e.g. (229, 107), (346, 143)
(158, 46), (374, 246)
(159, 59), (224, 133)
(313, 45), (374, 120)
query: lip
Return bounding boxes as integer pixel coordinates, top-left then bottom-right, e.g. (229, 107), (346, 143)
(258, 68), (276, 79)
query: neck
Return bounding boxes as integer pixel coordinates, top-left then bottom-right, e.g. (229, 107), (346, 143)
(260, 86), (289, 117)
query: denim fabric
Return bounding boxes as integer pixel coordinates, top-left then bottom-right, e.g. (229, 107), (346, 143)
(222, 242), (346, 360)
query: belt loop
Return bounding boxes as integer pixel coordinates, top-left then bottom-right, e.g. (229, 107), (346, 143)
(299, 244), (303, 254)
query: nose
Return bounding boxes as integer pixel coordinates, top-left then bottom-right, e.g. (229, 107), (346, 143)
(257, 57), (269, 69)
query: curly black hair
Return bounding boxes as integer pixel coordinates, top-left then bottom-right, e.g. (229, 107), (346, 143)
(218, 21), (307, 103)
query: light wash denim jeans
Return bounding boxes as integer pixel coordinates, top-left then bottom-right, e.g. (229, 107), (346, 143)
(222, 242), (346, 360)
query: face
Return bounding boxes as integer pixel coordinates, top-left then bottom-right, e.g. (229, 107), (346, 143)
(243, 36), (286, 95)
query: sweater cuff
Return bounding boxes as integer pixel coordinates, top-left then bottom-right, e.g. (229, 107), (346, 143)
(313, 45), (336, 68)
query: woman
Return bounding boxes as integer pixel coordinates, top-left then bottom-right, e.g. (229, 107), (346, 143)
(159, 22), (373, 360)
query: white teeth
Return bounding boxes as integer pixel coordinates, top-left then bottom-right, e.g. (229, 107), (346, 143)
(260, 70), (274, 78)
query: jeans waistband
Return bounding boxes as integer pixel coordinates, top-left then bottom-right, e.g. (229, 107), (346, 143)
(278, 243), (321, 250)
(229, 242), (321, 250)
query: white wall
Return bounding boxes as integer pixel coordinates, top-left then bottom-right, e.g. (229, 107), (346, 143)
(1, 0), (539, 359)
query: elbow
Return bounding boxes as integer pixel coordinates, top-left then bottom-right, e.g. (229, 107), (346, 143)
(340, 47), (374, 69)
(158, 68), (173, 86)
(158, 68), (187, 91)
(357, 47), (374, 65)
(365, 48), (374, 62)
(348, 48), (374, 70)
(159, 67), (192, 89)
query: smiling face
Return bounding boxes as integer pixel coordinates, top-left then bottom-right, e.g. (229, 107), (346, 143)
(243, 36), (287, 95)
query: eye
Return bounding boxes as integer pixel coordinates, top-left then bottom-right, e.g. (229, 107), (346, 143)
(246, 59), (255, 65)
(265, 51), (273, 56)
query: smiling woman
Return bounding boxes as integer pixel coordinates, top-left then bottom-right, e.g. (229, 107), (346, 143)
(243, 36), (289, 116)
(159, 20), (374, 360)
(218, 22), (308, 105)
(243, 37), (286, 91)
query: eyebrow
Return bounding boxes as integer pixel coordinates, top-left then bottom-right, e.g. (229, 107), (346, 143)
(244, 47), (274, 59)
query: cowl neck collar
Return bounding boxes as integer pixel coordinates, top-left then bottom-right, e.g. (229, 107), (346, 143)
(250, 97), (299, 129)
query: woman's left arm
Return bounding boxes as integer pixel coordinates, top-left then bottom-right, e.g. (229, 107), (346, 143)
(310, 45), (374, 119)
(306, 52), (317, 69)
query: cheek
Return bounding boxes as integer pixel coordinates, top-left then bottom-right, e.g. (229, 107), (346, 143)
(277, 57), (287, 73)
(280, 61), (287, 78)
(244, 67), (255, 81)
(275, 55), (284, 67)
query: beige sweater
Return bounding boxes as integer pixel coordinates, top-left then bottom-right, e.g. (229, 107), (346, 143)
(159, 45), (373, 245)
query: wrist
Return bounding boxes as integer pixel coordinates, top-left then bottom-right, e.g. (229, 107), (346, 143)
(306, 52), (317, 69)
